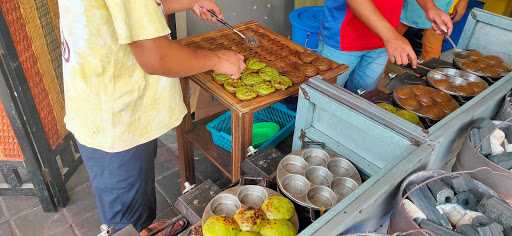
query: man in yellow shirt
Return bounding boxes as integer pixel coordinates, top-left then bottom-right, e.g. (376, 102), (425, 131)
(58, 0), (245, 233)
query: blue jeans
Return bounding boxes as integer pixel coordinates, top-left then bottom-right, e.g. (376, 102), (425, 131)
(77, 140), (157, 233)
(319, 44), (388, 92)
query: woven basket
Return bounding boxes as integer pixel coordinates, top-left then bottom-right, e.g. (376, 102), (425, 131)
(0, 102), (23, 161)
(0, 0), (67, 154)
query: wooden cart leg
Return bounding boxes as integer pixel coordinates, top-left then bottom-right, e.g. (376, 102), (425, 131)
(231, 111), (253, 183)
(177, 78), (196, 190)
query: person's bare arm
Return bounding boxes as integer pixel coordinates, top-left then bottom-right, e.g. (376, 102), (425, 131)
(129, 36), (245, 78)
(451, 0), (469, 22)
(346, 0), (417, 67)
(416, 0), (454, 34)
(159, 0), (195, 14)
(159, 0), (221, 23)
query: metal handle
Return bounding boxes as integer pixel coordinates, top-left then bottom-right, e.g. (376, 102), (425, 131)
(303, 141), (326, 149)
(445, 34), (458, 50)
(239, 176), (268, 187)
(418, 64), (465, 80)
(300, 130), (327, 149)
(182, 182), (196, 194)
(416, 64), (434, 71)
(304, 32), (311, 49)
(206, 9), (246, 39)
(98, 224), (112, 236)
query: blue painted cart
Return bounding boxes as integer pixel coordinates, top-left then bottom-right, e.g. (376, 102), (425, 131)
(293, 9), (512, 235)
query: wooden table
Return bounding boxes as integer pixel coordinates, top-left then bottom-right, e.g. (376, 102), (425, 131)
(176, 22), (348, 187)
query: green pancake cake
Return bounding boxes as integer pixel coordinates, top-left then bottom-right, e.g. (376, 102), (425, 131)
(236, 86), (258, 101)
(224, 80), (244, 94)
(213, 73), (231, 84)
(242, 73), (264, 86)
(246, 58), (267, 70)
(259, 67), (280, 81)
(271, 75), (293, 90)
(254, 82), (276, 96)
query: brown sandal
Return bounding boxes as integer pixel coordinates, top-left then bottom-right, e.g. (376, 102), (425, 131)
(140, 217), (188, 236)
(158, 218), (188, 236)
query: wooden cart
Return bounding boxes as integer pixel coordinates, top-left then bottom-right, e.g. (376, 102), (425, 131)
(176, 21), (348, 186)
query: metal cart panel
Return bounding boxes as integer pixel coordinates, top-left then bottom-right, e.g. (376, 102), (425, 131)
(458, 9), (512, 63)
(294, 9), (512, 236)
(293, 81), (419, 176)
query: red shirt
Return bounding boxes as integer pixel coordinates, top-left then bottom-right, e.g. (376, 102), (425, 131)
(322, 0), (404, 51)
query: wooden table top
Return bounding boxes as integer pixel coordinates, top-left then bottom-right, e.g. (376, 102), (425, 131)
(179, 21), (348, 114)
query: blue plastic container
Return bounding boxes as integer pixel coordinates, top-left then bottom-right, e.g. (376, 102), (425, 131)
(206, 103), (296, 152)
(289, 6), (324, 50)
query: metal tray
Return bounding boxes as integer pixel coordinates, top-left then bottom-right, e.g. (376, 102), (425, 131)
(453, 50), (511, 78)
(276, 148), (362, 210)
(426, 68), (489, 96)
(393, 85), (460, 121)
(201, 185), (300, 230)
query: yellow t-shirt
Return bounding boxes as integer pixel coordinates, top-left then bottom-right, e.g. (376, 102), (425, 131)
(58, 0), (187, 152)
(450, 0), (461, 13)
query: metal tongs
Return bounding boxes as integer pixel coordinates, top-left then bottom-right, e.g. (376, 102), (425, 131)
(206, 9), (259, 47)
(416, 63), (465, 80)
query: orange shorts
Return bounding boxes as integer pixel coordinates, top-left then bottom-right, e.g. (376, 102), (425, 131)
(398, 23), (444, 61)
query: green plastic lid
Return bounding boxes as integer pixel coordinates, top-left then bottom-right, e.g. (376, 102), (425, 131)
(252, 122), (280, 147)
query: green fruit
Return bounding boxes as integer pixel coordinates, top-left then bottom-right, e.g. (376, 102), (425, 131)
(395, 109), (421, 125)
(377, 103), (398, 114)
(259, 220), (296, 236)
(247, 58), (267, 70)
(203, 216), (241, 236)
(238, 232), (261, 236)
(236, 86), (257, 101)
(213, 73), (231, 84)
(233, 208), (266, 232)
(254, 82), (276, 96)
(259, 67), (280, 81)
(242, 73), (264, 86)
(261, 196), (295, 220)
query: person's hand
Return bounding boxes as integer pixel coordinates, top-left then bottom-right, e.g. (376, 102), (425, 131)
(212, 50), (245, 79)
(383, 32), (418, 68)
(451, 0), (468, 22)
(425, 7), (453, 35)
(192, 0), (223, 24)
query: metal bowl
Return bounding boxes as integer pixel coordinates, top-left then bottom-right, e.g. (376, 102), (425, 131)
(209, 193), (241, 217)
(237, 185), (268, 209)
(327, 158), (358, 179)
(331, 177), (359, 202)
(281, 155), (308, 175)
(302, 148), (330, 167)
(305, 166), (334, 187)
(307, 186), (338, 209)
(281, 174), (311, 198)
